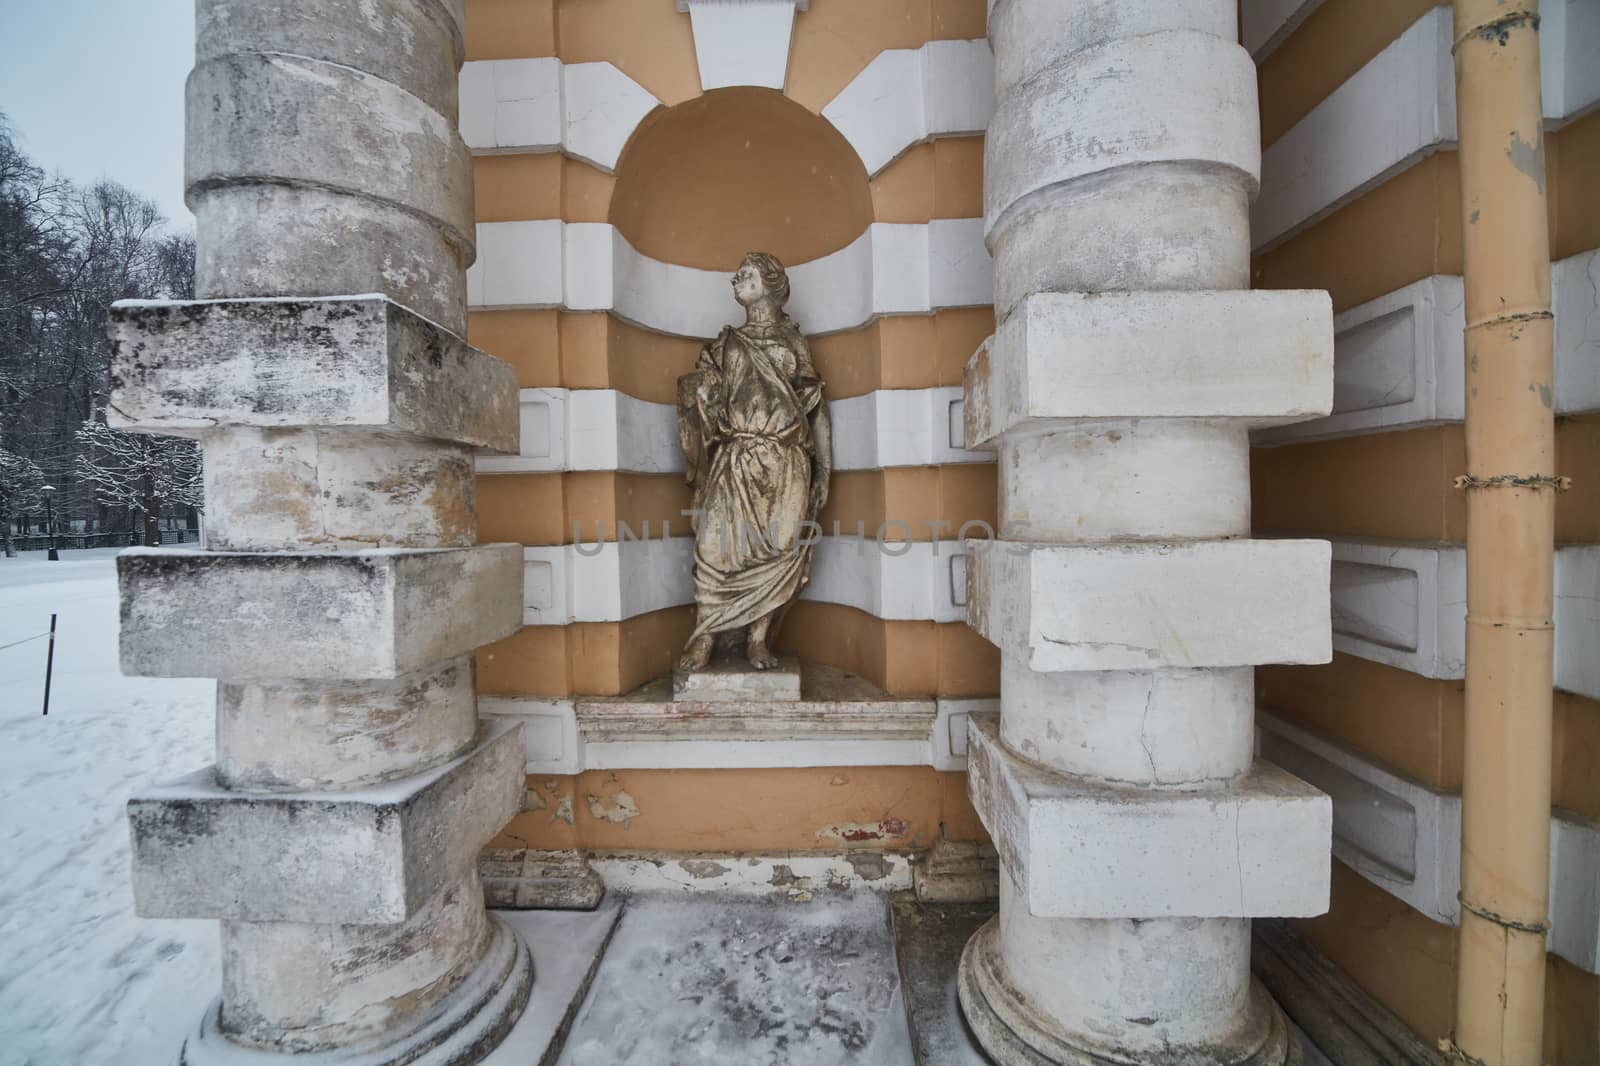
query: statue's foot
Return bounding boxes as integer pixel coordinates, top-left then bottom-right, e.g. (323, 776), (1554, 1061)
(747, 639), (779, 671)
(677, 635), (713, 673)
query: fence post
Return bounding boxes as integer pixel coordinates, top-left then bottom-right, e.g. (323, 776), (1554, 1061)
(41, 613), (56, 716)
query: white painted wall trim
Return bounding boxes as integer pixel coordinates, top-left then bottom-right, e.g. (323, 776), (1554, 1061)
(519, 536), (977, 626)
(1252, 7), (1455, 253)
(458, 59), (661, 172)
(1556, 547), (1600, 704)
(1253, 250), (1600, 445)
(1325, 541), (1599, 699)
(467, 220), (992, 337)
(522, 540), (696, 626)
(1259, 711), (1600, 975)
(480, 694), (992, 773)
(1329, 540), (1467, 680)
(1542, 0), (1600, 128)
(477, 386), (994, 475)
(821, 38), (994, 176)
(677, 0), (806, 92)
(1252, 7), (1600, 252)
(1242, 0), (1327, 60)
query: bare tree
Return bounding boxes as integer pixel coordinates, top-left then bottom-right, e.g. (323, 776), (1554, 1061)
(73, 422), (202, 547)
(0, 448), (45, 557)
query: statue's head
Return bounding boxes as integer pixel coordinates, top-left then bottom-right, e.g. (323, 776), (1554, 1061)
(732, 251), (790, 309)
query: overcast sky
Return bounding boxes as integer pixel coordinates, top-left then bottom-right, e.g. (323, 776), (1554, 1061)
(0, 0), (193, 228)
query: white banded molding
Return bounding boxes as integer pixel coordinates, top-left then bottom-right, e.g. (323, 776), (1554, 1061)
(466, 219), (993, 337)
(676, 0), (807, 92)
(520, 536), (975, 626)
(458, 59), (659, 171)
(821, 38), (995, 176)
(476, 389), (681, 475)
(1242, 0), (1327, 60)
(1258, 712), (1600, 975)
(1251, 6), (1600, 252)
(477, 386), (992, 475)
(1253, 249), (1600, 445)
(458, 38), (992, 181)
(1325, 541), (1599, 701)
(479, 693), (992, 773)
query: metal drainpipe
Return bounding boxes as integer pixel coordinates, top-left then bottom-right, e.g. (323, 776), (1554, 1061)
(1449, 2), (1561, 1063)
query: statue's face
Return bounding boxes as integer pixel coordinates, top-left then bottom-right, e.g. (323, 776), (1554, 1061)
(731, 261), (766, 307)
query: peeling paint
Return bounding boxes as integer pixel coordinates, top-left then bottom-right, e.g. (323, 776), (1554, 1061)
(587, 790), (641, 828)
(815, 819), (910, 845)
(522, 788), (546, 813)
(1506, 129), (1546, 193)
(680, 859), (730, 879)
(552, 794), (574, 825)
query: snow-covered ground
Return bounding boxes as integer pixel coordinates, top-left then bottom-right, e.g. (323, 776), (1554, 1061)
(0, 549), (215, 1066)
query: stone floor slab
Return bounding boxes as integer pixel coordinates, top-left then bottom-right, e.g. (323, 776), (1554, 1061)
(480, 901), (625, 1066)
(555, 894), (914, 1065)
(890, 900), (995, 1066)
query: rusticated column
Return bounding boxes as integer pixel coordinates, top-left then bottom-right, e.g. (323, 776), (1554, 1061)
(957, 2), (1337, 1063)
(110, 2), (534, 1062)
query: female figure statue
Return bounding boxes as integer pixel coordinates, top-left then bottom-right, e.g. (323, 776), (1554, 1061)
(676, 252), (832, 672)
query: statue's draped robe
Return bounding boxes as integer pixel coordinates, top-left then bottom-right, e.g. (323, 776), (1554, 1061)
(678, 322), (829, 645)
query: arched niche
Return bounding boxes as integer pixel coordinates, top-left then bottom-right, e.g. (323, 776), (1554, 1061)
(610, 87), (874, 272)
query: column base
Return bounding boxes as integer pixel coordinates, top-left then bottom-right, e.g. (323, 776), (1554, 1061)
(957, 918), (1301, 1066)
(179, 915), (533, 1066)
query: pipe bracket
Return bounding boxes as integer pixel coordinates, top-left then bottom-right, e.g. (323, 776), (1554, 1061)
(1459, 893), (1551, 935)
(1452, 9), (1540, 51)
(1453, 473), (1571, 492)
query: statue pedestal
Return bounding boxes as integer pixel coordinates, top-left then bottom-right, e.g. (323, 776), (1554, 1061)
(673, 656), (802, 702)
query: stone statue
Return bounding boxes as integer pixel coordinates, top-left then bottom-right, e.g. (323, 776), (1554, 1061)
(676, 252), (832, 673)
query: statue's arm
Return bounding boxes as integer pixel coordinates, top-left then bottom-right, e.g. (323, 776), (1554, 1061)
(809, 398), (832, 516)
(678, 335), (726, 495)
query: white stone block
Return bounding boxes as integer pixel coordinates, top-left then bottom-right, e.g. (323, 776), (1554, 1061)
(1551, 812), (1600, 974)
(1257, 712), (1460, 925)
(563, 222), (615, 311)
(928, 217), (993, 309)
(521, 539), (695, 626)
(1242, 0), (1326, 58)
(968, 715), (1330, 918)
(107, 297), (518, 452)
(804, 538), (968, 623)
(1328, 541), (1466, 680)
(681, 0), (800, 91)
(1252, 275), (1465, 445)
(471, 221), (993, 338)
(474, 219), (564, 308)
(1556, 547), (1600, 701)
(787, 228), (876, 334)
(933, 697), (995, 771)
(128, 721), (524, 924)
(458, 58), (562, 153)
(829, 387), (992, 472)
(967, 538), (1333, 671)
(561, 62), (660, 172)
(1252, 7), (1454, 252)
(870, 223), (932, 315)
(611, 229), (741, 337)
(985, 30), (1258, 238)
(480, 697), (583, 775)
(966, 290), (1334, 448)
(1260, 710), (1600, 975)
(1556, 250), (1600, 416)
(119, 545), (524, 681)
(823, 39), (993, 176)
(1542, 0), (1600, 123)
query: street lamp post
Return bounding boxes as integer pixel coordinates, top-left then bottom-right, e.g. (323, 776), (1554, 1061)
(41, 485), (57, 561)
